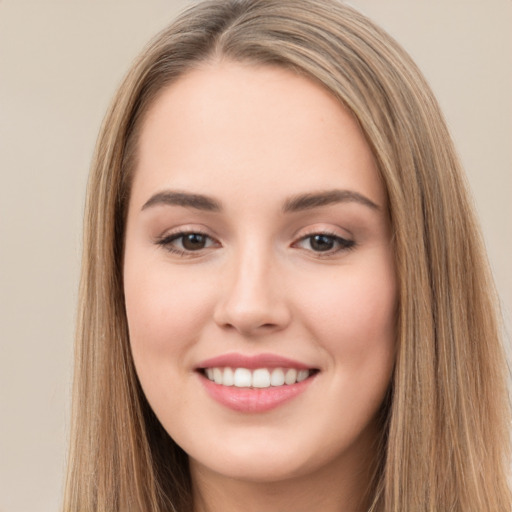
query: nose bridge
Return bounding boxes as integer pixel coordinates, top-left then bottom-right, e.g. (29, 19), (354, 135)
(214, 236), (289, 334)
(232, 240), (272, 303)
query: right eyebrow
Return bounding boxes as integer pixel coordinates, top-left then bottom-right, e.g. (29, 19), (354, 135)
(141, 190), (222, 212)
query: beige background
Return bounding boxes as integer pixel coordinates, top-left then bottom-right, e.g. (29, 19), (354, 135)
(0, 1), (510, 511)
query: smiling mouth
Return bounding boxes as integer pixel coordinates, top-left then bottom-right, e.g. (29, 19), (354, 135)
(200, 367), (319, 388)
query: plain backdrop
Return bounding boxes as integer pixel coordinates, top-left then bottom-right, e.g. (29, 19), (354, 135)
(0, 1), (510, 511)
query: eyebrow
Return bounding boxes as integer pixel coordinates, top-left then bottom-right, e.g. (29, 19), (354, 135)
(142, 191), (221, 212)
(282, 189), (380, 213)
(141, 188), (380, 213)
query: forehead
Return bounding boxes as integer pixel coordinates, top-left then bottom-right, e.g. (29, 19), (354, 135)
(132, 61), (386, 209)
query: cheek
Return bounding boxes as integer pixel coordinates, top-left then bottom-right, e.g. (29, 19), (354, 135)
(295, 260), (397, 365)
(123, 256), (214, 365)
(294, 262), (396, 434)
(123, 260), (217, 428)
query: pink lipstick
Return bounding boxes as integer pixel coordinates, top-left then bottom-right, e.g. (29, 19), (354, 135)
(196, 353), (318, 413)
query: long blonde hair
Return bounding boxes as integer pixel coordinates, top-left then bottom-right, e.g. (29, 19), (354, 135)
(64, 1), (511, 510)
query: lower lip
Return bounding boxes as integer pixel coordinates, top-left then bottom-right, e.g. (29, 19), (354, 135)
(199, 373), (316, 413)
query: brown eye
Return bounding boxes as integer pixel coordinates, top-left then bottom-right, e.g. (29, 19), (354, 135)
(182, 233), (208, 251)
(310, 234), (336, 252)
(295, 233), (355, 255)
(156, 231), (218, 255)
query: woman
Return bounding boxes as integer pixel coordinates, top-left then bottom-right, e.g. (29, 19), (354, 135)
(63, 0), (511, 510)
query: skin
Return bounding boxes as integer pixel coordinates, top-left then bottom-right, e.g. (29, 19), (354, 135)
(123, 61), (397, 512)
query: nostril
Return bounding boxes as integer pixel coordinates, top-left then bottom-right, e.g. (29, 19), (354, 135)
(214, 305), (284, 335)
(213, 278), (292, 334)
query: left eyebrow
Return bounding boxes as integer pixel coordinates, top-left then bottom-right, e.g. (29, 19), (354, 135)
(282, 189), (380, 213)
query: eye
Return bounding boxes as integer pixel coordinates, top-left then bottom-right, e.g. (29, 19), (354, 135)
(156, 231), (219, 255)
(295, 233), (355, 254)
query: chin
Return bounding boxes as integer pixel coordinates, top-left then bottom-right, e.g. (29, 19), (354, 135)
(185, 413), (381, 487)
(187, 429), (343, 485)
(193, 451), (314, 484)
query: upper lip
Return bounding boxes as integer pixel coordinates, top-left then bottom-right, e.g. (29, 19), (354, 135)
(196, 352), (315, 370)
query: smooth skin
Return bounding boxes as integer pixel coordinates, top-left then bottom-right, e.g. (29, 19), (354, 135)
(123, 61), (397, 512)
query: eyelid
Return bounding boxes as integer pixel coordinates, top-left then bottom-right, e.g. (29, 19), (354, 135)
(291, 228), (356, 257)
(155, 224), (218, 241)
(154, 225), (355, 258)
(155, 227), (221, 257)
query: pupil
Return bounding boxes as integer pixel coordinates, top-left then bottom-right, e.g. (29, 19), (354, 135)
(311, 235), (334, 251)
(183, 233), (206, 250)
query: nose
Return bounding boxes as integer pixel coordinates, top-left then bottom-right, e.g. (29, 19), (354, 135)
(213, 244), (291, 336)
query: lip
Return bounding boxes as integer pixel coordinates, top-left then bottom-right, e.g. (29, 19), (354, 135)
(199, 375), (316, 413)
(195, 352), (313, 371)
(195, 352), (318, 413)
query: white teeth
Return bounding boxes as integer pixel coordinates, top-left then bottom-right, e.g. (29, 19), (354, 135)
(297, 369), (309, 382)
(270, 368), (285, 386)
(252, 369), (271, 388)
(203, 367), (313, 387)
(213, 367), (223, 384)
(285, 368), (297, 385)
(223, 367), (234, 386)
(233, 368), (252, 387)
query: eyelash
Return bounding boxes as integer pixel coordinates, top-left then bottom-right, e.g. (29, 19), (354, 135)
(156, 231), (219, 257)
(293, 231), (356, 256)
(155, 230), (356, 258)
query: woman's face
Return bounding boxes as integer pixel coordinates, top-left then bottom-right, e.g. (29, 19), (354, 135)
(124, 62), (396, 485)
